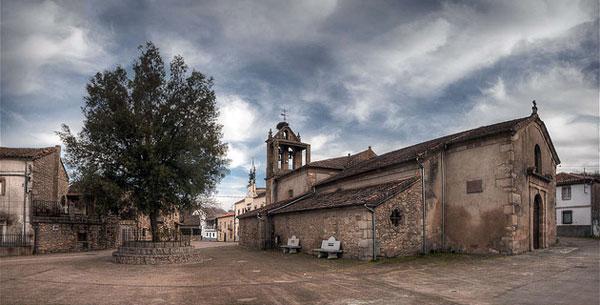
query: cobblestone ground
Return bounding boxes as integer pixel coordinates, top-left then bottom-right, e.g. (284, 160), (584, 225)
(1, 238), (598, 305)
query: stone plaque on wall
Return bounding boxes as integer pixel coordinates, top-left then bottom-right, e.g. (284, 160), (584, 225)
(466, 180), (483, 193)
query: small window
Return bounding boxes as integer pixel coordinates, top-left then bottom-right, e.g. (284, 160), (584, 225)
(0, 177), (5, 196)
(562, 210), (573, 224)
(288, 190), (294, 198)
(283, 131), (288, 139)
(77, 232), (87, 241)
(534, 145), (542, 174)
(562, 186), (571, 200)
(390, 209), (403, 227)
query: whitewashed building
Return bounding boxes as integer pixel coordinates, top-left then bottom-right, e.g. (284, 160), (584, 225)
(556, 172), (600, 237)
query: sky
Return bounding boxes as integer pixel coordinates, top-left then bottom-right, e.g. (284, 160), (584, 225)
(1, 0), (599, 210)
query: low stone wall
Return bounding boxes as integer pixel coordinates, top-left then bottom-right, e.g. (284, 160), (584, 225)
(0, 247), (33, 257)
(112, 241), (204, 264)
(33, 216), (118, 254)
(271, 206), (370, 260)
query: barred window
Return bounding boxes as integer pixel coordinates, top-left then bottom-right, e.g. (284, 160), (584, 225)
(390, 209), (403, 227)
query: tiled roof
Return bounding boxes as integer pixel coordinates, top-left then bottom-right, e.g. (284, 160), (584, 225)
(556, 172), (600, 186)
(237, 197), (296, 219)
(308, 148), (375, 170)
(317, 115), (554, 187)
(0, 146), (59, 160)
(180, 211), (201, 226)
(270, 175), (420, 215)
(239, 176), (419, 218)
(216, 211), (235, 218)
(273, 148), (376, 181)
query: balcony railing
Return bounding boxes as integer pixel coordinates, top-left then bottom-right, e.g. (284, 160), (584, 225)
(33, 200), (67, 217)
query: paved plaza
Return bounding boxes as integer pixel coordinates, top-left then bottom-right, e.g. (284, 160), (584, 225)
(1, 238), (598, 305)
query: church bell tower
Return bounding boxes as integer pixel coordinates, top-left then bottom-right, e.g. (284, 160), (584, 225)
(265, 121), (311, 204)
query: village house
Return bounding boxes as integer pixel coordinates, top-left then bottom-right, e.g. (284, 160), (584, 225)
(233, 164), (267, 241)
(239, 103), (560, 260)
(178, 210), (202, 240)
(0, 146), (118, 256)
(216, 211), (235, 242)
(196, 205), (224, 241)
(555, 172), (600, 237)
(202, 216), (218, 241)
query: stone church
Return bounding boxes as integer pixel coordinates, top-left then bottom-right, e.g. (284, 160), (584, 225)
(238, 103), (560, 260)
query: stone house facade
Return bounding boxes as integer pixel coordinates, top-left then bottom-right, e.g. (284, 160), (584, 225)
(239, 105), (560, 260)
(0, 146), (121, 255)
(217, 211), (235, 242)
(0, 146), (68, 238)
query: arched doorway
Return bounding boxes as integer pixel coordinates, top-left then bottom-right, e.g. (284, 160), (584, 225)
(533, 195), (543, 249)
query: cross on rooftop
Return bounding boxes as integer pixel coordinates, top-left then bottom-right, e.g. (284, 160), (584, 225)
(281, 109), (288, 121)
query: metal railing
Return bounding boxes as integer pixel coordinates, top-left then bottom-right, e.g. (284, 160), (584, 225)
(33, 200), (68, 217)
(0, 234), (33, 247)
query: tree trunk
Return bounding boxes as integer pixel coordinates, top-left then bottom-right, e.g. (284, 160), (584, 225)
(149, 211), (159, 242)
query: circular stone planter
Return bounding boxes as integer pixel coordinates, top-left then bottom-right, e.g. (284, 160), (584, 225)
(112, 240), (203, 264)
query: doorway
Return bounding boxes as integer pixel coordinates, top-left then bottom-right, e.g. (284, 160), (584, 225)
(533, 195), (542, 249)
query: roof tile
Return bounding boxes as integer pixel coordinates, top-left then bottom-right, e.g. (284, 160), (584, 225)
(0, 146), (59, 160)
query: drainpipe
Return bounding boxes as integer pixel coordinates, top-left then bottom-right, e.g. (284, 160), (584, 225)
(441, 145), (446, 251)
(416, 157), (426, 254)
(363, 204), (376, 261)
(23, 164), (28, 242)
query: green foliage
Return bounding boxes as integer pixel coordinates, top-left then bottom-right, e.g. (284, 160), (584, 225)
(58, 42), (229, 238)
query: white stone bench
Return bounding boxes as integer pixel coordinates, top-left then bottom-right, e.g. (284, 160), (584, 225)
(279, 235), (301, 254)
(313, 236), (343, 259)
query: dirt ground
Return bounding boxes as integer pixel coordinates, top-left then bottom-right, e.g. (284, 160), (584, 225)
(1, 238), (598, 305)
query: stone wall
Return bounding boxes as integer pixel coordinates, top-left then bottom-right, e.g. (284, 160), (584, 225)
(270, 206), (371, 260)
(374, 180), (423, 258)
(34, 216), (118, 254)
(512, 121), (558, 252)
(31, 147), (68, 203)
(443, 134), (515, 254)
(239, 215), (264, 249)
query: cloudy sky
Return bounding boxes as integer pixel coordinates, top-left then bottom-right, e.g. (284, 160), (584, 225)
(1, 0), (598, 210)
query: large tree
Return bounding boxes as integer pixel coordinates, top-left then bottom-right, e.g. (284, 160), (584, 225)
(58, 42), (229, 241)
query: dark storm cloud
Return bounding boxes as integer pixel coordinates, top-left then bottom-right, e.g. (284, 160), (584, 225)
(1, 0), (598, 209)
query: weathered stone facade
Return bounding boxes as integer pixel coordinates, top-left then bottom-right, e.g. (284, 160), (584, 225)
(1, 146), (69, 239)
(238, 216), (263, 249)
(240, 109), (560, 260)
(271, 206), (370, 259)
(31, 147), (69, 203)
(374, 181), (423, 258)
(33, 216), (118, 254)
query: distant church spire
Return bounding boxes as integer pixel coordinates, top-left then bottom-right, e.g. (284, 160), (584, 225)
(531, 100), (538, 115)
(248, 159), (256, 186)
